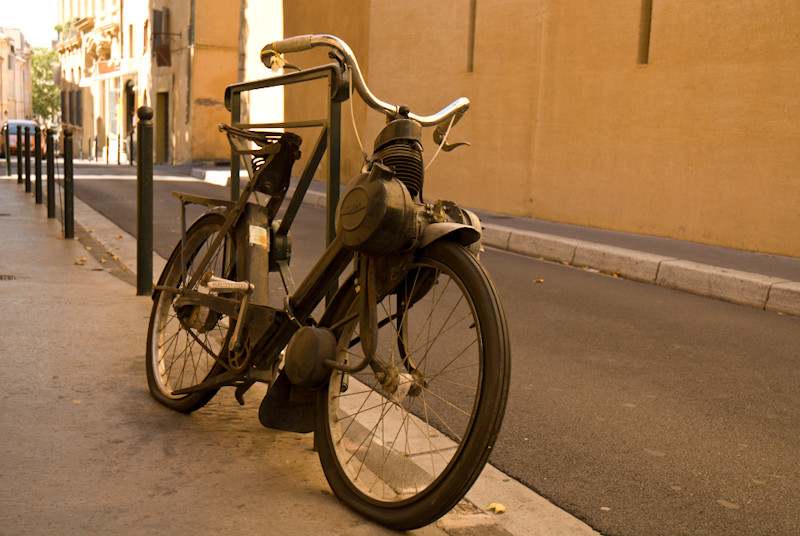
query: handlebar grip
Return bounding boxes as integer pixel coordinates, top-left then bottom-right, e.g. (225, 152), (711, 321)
(269, 34), (314, 54)
(260, 35), (315, 69)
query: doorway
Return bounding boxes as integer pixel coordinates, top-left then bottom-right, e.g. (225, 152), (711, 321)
(155, 92), (169, 163)
(124, 80), (135, 163)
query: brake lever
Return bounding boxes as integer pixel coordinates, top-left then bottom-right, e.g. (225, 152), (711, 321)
(439, 140), (470, 152)
(432, 109), (470, 152)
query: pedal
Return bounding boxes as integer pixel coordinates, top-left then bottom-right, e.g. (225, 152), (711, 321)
(202, 273), (254, 294)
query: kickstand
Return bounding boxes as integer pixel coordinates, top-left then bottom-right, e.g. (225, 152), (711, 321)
(234, 379), (256, 405)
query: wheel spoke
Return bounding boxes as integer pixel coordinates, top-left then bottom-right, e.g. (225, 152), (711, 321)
(147, 215), (238, 408)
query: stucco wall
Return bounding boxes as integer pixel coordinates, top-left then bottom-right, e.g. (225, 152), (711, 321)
(286, 0), (799, 257)
(531, 0), (800, 257)
(283, 0), (371, 186)
(190, 0), (241, 162)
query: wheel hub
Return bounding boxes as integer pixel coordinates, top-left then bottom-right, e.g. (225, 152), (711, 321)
(176, 303), (219, 333)
(376, 367), (426, 404)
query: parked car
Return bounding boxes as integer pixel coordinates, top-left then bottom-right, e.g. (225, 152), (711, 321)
(1, 119), (46, 157)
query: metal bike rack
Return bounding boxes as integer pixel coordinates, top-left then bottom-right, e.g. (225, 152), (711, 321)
(224, 63), (349, 247)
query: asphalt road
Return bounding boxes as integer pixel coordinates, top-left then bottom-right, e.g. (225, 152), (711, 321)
(72, 172), (800, 536)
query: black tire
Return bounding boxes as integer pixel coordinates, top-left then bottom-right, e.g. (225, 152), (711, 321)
(315, 240), (510, 530)
(146, 213), (238, 412)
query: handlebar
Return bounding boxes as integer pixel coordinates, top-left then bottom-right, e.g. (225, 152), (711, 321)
(261, 34), (470, 127)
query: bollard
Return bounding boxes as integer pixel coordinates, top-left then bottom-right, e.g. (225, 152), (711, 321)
(64, 128), (74, 239)
(34, 127), (43, 204)
(17, 126), (22, 184)
(4, 125), (9, 176)
(46, 129), (56, 218)
(24, 127), (31, 193)
(136, 106), (154, 296)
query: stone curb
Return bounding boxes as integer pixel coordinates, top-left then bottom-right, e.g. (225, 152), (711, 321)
(481, 224), (800, 318)
(655, 260), (788, 310)
(766, 282), (800, 317)
(194, 170), (800, 318)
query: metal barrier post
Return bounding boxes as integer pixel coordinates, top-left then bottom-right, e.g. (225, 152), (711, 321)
(17, 126), (22, 184)
(64, 128), (74, 239)
(136, 106), (154, 296)
(46, 129), (56, 218)
(34, 127), (43, 204)
(4, 125), (9, 175)
(326, 99), (341, 247)
(24, 127), (31, 193)
(229, 95), (241, 201)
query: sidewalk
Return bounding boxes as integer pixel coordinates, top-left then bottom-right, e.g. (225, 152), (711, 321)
(0, 175), (600, 535)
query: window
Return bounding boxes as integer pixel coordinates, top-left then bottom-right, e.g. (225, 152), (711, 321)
(638, 0), (653, 64)
(152, 8), (171, 66)
(466, 0), (477, 72)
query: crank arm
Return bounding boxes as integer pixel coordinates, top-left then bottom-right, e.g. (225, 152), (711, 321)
(174, 291), (241, 318)
(171, 367), (277, 396)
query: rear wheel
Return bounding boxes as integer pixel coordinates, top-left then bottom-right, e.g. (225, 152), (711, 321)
(316, 240), (510, 530)
(146, 213), (238, 413)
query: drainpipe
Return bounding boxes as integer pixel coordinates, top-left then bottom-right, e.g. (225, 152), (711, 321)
(185, 0), (194, 126)
(238, 0), (246, 83)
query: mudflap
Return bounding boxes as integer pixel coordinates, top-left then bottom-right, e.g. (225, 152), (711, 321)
(258, 370), (316, 433)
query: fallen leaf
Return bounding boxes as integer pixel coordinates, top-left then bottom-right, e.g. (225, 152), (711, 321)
(717, 499), (740, 510)
(533, 279), (544, 284)
(99, 259), (107, 264)
(75, 257), (87, 265)
(85, 246), (92, 251)
(115, 235), (123, 239)
(486, 503), (506, 514)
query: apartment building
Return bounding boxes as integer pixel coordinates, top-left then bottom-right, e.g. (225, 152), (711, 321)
(56, 0), (143, 162)
(56, 0), (282, 164)
(0, 27), (33, 122)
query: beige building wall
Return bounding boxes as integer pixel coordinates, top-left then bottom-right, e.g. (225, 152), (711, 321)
(149, 0), (238, 163)
(283, 0), (371, 185)
(285, 0), (799, 258)
(149, 0), (284, 164)
(189, 0), (241, 162)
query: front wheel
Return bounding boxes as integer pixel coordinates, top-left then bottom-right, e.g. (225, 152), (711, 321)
(315, 240), (510, 530)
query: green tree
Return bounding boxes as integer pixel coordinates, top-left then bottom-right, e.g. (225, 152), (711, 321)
(31, 47), (60, 123)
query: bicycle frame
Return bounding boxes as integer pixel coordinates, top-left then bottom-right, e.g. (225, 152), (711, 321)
(164, 53), (480, 396)
(161, 75), (353, 395)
